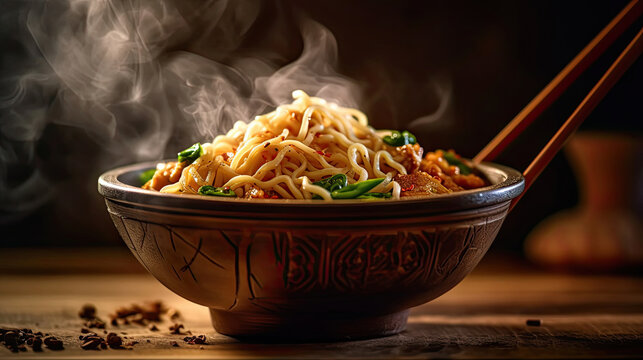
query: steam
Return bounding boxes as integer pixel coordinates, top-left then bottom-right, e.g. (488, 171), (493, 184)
(254, 20), (361, 108)
(167, 18), (360, 140)
(407, 78), (453, 129)
(0, 0), (445, 222)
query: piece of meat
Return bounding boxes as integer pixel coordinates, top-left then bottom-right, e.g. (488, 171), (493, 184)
(453, 174), (487, 189)
(221, 152), (235, 165)
(243, 185), (282, 199)
(390, 144), (424, 173)
(422, 161), (464, 191)
(143, 161), (185, 191)
(419, 150), (488, 191)
(394, 171), (451, 197)
(244, 184), (265, 199)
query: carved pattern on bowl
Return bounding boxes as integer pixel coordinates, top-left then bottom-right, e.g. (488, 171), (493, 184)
(108, 208), (504, 314)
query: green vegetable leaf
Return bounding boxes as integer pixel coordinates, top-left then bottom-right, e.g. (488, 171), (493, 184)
(197, 185), (237, 197)
(313, 174), (348, 192)
(139, 168), (156, 185)
(331, 178), (385, 199)
(178, 143), (203, 164)
(443, 151), (472, 175)
(383, 130), (417, 147)
(356, 192), (392, 200)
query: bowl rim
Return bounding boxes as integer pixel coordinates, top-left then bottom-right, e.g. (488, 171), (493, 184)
(98, 160), (524, 219)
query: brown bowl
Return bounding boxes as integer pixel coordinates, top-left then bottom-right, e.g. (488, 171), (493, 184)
(98, 161), (523, 341)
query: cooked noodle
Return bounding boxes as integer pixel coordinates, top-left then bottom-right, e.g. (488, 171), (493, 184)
(145, 90), (487, 200)
(159, 90), (404, 199)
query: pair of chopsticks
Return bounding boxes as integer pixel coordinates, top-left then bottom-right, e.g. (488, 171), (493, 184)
(474, 0), (643, 209)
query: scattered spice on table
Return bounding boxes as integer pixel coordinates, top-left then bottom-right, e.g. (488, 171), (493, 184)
(2, 302), (192, 353)
(29, 336), (43, 351)
(85, 318), (106, 329)
(526, 319), (542, 327)
(109, 301), (180, 327)
(44, 336), (64, 350)
(77, 331), (133, 351)
(79, 332), (106, 350)
(1, 328), (32, 353)
(183, 335), (207, 345)
(80, 338), (103, 350)
(106, 332), (123, 349)
(1, 328), (62, 353)
(170, 323), (191, 335)
(78, 303), (106, 329)
(78, 304), (97, 320)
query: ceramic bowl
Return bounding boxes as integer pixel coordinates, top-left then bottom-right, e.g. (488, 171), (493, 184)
(98, 161), (523, 340)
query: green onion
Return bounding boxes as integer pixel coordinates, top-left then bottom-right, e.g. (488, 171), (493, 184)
(178, 143), (203, 164)
(382, 130), (417, 147)
(443, 151), (472, 175)
(139, 168), (156, 185)
(197, 185), (237, 197)
(311, 175), (386, 200)
(356, 192), (392, 200)
(331, 178), (385, 199)
(313, 174), (348, 192)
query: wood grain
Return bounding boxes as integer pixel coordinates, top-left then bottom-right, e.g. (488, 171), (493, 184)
(0, 251), (641, 359)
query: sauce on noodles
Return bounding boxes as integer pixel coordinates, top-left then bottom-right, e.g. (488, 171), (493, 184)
(143, 90), (487, 200)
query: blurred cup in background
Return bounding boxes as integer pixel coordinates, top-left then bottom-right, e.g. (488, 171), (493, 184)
(525, 131), (643, 271)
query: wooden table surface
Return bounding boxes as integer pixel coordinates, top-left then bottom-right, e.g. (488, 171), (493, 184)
(0, 248), (641, 359)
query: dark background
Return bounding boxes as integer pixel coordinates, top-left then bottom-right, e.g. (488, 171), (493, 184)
(1, 0), (641, 256)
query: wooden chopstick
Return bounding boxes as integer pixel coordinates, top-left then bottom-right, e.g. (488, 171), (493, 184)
(474, 0), (642, 164)
(509, 26), (643, 211)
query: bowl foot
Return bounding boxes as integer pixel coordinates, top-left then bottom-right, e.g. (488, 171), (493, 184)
(210, 308), (409, 341)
